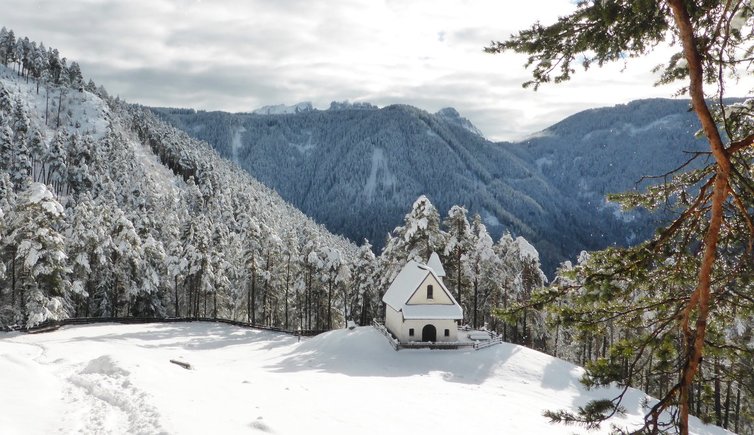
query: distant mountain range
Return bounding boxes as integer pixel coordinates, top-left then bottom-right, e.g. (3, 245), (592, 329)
(151, 98), (705, 273)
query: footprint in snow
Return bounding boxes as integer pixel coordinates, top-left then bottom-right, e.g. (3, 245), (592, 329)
(249, 417), (273, 433)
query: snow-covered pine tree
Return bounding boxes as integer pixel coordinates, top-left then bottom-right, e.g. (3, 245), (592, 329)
(65, 194), (107, 316)
(494, 232), (548, 349)
(301, 235), (322, 330)
(380, 195), (446, 289)
(222, 230), (245, 321)
(350, 241), (378, 326)
(108, 206), (144, 317)
(258, 229), (282, 326)
(280, 232), (300, 329)
(29, 128), (47, 183)
(67, 61), (83, 91)
(0, 29), (16, 66)
(0, 113), (13, 173)
(165, 247), (185, 315)
(7, 183), (70, 327)
(207, 222), (231, 319)
(132, 234), (167, 317)
(181, 213), (212, 318)
(31, 42), (47, 94)
(443, 205), (472, 320)
(464, 214), (500, 329)
(9, 97), (32, 190)
(240, 213), (262, 323)
(45, 130), (67, 195)
(0, 82), (12, 115)
(66, 133), (94, 197)
(0, 204), (5, 288)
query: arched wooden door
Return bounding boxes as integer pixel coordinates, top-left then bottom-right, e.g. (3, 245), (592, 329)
(422, 324), (436, 342)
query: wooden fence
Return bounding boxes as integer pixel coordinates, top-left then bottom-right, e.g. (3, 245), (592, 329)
(2, 316), (327, 337)
(371, 319), (503, 351)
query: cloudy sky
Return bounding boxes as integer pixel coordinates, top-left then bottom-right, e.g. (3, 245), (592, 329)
(5, 0), (696, 141)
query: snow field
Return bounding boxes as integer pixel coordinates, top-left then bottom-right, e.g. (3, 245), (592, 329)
(0, 322), (732, 435)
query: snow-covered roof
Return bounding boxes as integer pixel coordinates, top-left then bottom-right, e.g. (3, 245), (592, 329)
(382, 260), (428, 310)
(382, 258), (462, 320)
(426, 252), (445, 277)
(402, 304), (462, 320)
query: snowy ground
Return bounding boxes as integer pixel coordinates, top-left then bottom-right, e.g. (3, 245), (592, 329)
(0, 323), (731, 435)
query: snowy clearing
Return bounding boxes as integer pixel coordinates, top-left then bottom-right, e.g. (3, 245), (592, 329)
(0, 322), (730, 435)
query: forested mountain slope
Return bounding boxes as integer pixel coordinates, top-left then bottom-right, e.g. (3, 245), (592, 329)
(0, 33), (355, 328)
(510, 98), (704, 216)
(153, 99), (704, 272)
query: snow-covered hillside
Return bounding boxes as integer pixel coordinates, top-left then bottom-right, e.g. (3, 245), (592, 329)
(0, 323), (730, 435)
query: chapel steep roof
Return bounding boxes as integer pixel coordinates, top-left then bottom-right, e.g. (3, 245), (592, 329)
(426, 251), (445, 277)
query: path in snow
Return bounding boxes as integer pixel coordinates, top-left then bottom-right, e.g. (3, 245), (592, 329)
(66, 355), (165, 434)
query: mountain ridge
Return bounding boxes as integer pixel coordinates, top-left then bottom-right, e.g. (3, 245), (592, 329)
(151, 98), (705, 273)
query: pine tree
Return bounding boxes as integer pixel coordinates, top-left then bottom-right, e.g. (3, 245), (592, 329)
(28, 128), (47, 183)
(0, 83), (12, 115)
(66, 133), (94, 196)
(7, 183), (70, 327)
(464, 214), (499, 329)
(65, 195), (106, 316)
(67, 61), (83, 91)
(132, 235), (166, 317)
(351, 241), (378, 326)
(0, 114), (13, 173)
(9, 97), (32, 190)
(31, 42), (47, 94)
(380, 195), (446, 288)
(108, 206), (144, 317)
(45, 130), (67, 194)
(488, 2), (754, 432)
(0, 204), (6, 286)
(1, 29), (16, 66)
(443, 205), (472, 320)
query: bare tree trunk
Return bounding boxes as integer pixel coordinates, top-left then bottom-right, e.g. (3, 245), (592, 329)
(284, 254), (290, 329)
(667, 3), (732, 433)
(723, 378), (731, 429)
(112, 277), (118, 317)
(251, 265), (256, 324)
(714, 357), (722, 426)
(327, 277), (333, 329)
(246, 279), (251, 323)
(56, 89), (64, 128)
(342, 282), (348, 328)
(263, 254), (271, 325)
(174, 276), (179, 317)
(306, 267), (312, 329)
(473, 277), (478, 329)
(10, 252), (16, 307)
(456, 245), (462, 319)
(734, 384), (741, 433)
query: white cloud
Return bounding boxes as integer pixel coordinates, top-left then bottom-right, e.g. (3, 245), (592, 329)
(4, 0), (746, 141)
